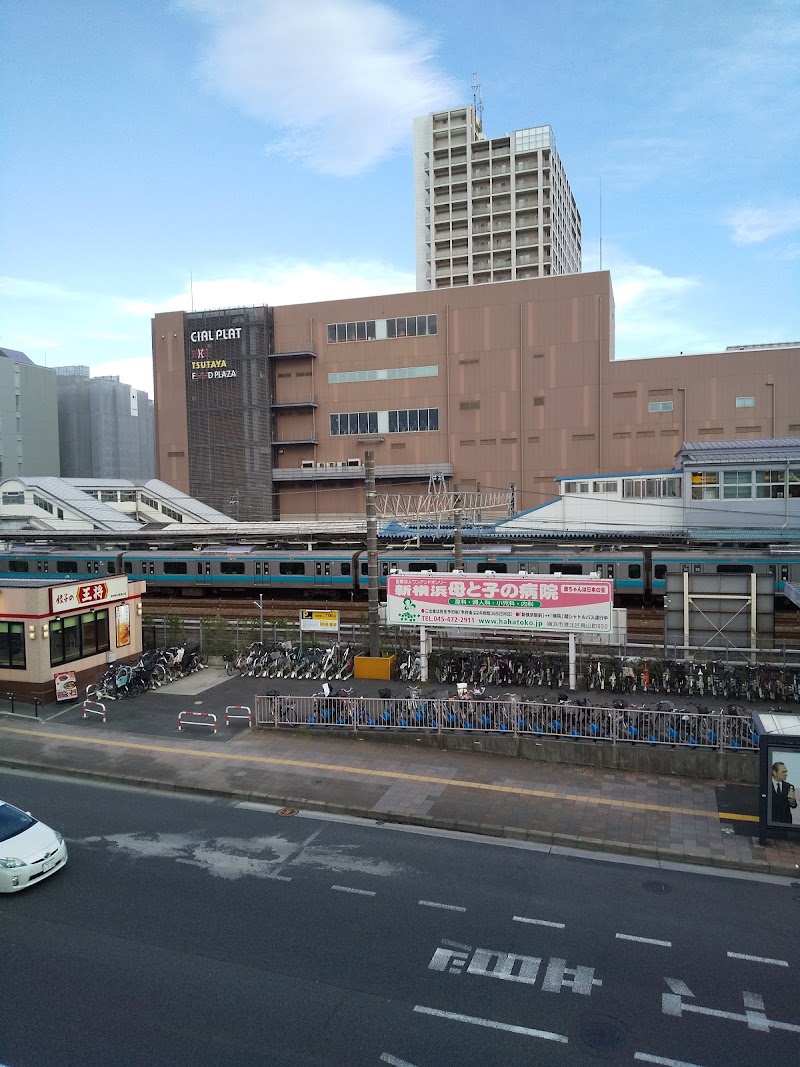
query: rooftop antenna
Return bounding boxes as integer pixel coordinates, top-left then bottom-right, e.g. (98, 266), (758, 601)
(471, 72), (483, 131)
(190, 271), (195, 312)
(599, 176), (603, 271)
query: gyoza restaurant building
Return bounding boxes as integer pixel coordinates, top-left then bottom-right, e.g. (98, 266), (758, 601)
(0, 575), (146, 705)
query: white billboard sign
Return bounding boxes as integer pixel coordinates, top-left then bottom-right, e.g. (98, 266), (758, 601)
(386, 574), (613, 634)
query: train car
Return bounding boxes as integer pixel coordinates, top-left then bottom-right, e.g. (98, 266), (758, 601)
(0, 546), (123, 580)
(120, 548), (361, 596)
(0, 543), (796, 604)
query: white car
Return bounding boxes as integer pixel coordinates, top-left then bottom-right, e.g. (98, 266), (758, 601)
(0, 800), (68, 892)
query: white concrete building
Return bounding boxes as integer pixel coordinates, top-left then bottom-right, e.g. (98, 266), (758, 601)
(413, 106), (581, 290)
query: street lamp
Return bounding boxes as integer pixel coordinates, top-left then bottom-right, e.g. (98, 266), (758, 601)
(252, 593), (264, 645)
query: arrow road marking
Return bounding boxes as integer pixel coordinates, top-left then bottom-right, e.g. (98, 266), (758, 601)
(662, 978), (800, 1033)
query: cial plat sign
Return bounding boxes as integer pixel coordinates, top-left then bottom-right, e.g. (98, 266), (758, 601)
(386, 574), (614, 634)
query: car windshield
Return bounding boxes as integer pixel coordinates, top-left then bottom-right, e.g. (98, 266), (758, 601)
(0, 802), (37, 842)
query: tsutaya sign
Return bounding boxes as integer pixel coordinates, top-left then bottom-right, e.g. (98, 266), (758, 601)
(50, 576), (129, 613)
(386, 573), (614, 634)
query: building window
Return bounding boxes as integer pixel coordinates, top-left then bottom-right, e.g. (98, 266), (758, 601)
(2, 492), (24, 505)
(328, 365), (438, 384)
(625, 476), (681, 499)
(648, 401), (673, 413)
(691, 472), (720, 499)
(327, 315), (437, 343)
(330, 411), (378, 436)
(735, 397), (756, 408)
(0, 622), (25, 669)
(387, 408), (439, 433)
(33, 494), (54, 514)
(723, 471), (753, 499)
(755, 470), (787, 499)
(331, 409), (438, 435)
(50, 609), (109, 666)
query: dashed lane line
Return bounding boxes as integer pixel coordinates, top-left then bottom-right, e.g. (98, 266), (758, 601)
(413, 1005), (568, 1043)
(616, 933), (672, 947)
(635, 1054), (705, 1067)
(727, 951), (788, 967)
(513, 916), (565, 929)
(419, 900), (466, 912)
(0, 723), (759, 822)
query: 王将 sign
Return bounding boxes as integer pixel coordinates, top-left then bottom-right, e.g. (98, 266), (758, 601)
(386, 574), (613, 633)
(50, 576), (129, 613)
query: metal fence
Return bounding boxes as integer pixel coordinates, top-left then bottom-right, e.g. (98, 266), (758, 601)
(253, 694), (759, 751)
(143, 617), (800, 674)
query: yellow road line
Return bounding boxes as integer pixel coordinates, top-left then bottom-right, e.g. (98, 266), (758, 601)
(0, 724), (759, 822)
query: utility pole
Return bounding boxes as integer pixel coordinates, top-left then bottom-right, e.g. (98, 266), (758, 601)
(453, 482), (463, 569)
(252, 593), (264, 645)
(365, 450), (380, 657)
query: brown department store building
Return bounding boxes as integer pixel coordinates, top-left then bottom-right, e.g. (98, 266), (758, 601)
(151, 273), (800, 520)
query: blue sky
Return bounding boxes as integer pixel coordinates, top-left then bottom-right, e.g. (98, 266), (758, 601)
(2, 0), (799, 397)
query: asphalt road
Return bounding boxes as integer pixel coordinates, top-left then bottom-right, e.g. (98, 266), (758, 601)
(1, 768), (798, 1067)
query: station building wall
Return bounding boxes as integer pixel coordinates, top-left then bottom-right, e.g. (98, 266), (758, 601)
(152, 274), (800, 520)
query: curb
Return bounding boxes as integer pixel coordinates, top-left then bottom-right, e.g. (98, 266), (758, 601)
(2, 754), (797, 879)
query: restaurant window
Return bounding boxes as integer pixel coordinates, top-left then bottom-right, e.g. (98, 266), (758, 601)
(0, 622), (25, 669)
(50, 609), (110, 666)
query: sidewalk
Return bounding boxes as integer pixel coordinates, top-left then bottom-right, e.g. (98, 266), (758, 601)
(1, 671), (799, 879)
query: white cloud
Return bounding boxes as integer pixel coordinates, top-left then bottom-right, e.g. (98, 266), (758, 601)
(0, 276), (83, 301)
(727, 201), (800, 245)
(178, 0), (460, 174)
(2, 257), (415, 396)
(583, 244), (708, 358)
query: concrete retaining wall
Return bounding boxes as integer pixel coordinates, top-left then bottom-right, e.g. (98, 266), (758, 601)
(275, 725), (758, 783)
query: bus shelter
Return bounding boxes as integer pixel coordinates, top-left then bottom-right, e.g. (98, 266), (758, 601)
(753, 710), (800, 845)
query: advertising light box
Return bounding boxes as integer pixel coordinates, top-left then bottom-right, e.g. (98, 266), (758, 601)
(386, 574), (613, 633)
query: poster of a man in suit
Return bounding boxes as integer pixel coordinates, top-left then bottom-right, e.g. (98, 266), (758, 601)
(769, 758), (798, 825)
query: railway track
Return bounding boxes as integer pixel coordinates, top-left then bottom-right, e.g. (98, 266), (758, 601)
(142, 597), (799, 645)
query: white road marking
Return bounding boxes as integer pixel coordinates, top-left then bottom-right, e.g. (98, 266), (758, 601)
(418, 900), (466, 912)
(513, 915), (565, 929)
(662, 979), (800, 1033)
(616, 933), (672, 947)
(380, 1055), (418, 1067)
(727, 951), (788, 967)
(413, 1005), (567, 1042)
(331, 885), (375, 896)
(635, 1053), (705, 1067)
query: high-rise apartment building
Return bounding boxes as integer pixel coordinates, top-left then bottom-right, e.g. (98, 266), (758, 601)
(0, 347), (59, 477)
(55, 366), (155, 480)
(413, 106), (581, 290)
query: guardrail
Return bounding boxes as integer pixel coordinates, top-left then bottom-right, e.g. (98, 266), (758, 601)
(253, 695), (759, 751)
(177, 710), (218, 734)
